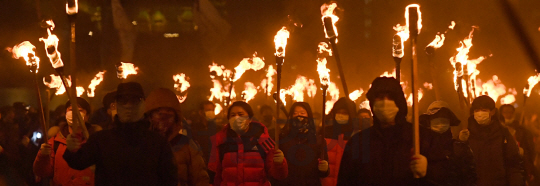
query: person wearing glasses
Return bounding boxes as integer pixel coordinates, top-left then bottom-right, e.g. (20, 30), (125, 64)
(62, 82), (178, 186)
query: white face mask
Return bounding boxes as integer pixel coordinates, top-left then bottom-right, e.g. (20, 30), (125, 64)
(430, 118), (450, 133)
(474, 111), (491, 125)
(66, 110), (86, 126)
(229, 116), (250, 135)
(372, 100), (399, 123)
(205, 111), (216, 120)
(335, 114), (349, 124)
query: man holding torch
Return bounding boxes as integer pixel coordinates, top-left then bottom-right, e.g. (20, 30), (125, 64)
(337, 77), (429, 185)
(62, 82), (178, 186)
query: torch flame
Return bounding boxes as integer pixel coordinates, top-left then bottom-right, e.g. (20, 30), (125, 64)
(427, 33), (445, 49)
(475, 75), (507, 102)
(423, 82), (433, 90)
(116, 62), (139, 79)
(66, 0), (78, 15)
(39, 20), (64, 69)
(242, 82), (257, 103)
(214, 103), (223, 115)
(405, 4), (422, 34)
(392, 4), (422, 58)
(87, 71), (106, 97)
(209, 62), (225, 79)
(359, 100), (370, 111)
(43, 74), (65, 95)
(524, 72), (540, 97)
(325, 82), (340, 114)
(261, 65), (277, 96)
(449, 21), (456, 30)
(321, 2), (339, 39)
(9, 41), (40, 72)
(349, 89), (364, 101)
(173, 73), (191, 103)
(76, 86), (85, 97)
(233, 52), (265, 81)
(281, 76), (318, 103)
(274, 27), (290, 57)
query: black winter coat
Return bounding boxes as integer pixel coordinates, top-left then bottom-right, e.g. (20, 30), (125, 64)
(63, 119), (178, 186)
(468, 117), (524, 186)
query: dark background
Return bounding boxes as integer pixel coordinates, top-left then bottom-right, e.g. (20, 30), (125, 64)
(0, 0), (539, 122)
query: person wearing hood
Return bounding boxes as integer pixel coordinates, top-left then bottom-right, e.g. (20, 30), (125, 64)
(500, 104), (536, 184)
(337, 77), (429, 185)
(34, 97), (102, 186)
(321, 97), (358, 186)
(272, 102), (329, 186)
(468, 96), (524, 186)
(145, 88), (210, 186)
(63, 82), (178, 186)
(419, 101), (476, 186)
(208, 101), (287, 186)
(91, 91), (117, 130)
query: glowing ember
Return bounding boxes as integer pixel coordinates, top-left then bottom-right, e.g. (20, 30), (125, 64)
(9, 41), (40, 72)
(274, 27), (290, 57)
(87, 71), (106, 97)
(321, 2), (339, 40)
(173, 73), (190, 103)
(523, 72), (540, 97)
(116, 62), (139, 79)
(233, 52), (265, 81)
(242, 82), (257, 103)
(349, 89), (364, 101)
(39, 20), (64, 69)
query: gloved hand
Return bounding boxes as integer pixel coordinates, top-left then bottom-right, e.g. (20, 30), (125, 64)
(40, 143), (52, 156)
(459, 129), (470, 142)
(318, 160), (329, 172)
(410, 154), (427, 178)
(273, 149), (284, 164)
(66, 133), (82, 152)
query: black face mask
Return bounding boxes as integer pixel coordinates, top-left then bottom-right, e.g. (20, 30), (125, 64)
(293, 116), (309, 133)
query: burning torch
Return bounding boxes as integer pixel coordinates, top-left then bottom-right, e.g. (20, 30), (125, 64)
(321, 2), (348, 96)
(392, 35), (403, 82)
(274, 26), (290, 149)
(425, 25), (451, 101)
(521, 73), (540, 124)
(9, 41), (48, 141)
(407, 4), (421, 155)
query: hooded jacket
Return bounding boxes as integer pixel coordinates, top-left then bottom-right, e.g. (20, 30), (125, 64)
(272, 102), (329, 186)
(63, 118), (178, 186)
(337, 77), (431, 186)
(419, 106), (477, 186)
(321, 97), (357, 186)
(208, 121), (288, 186)
(145, 88), (210, 186)
(33, 123), (98, 186)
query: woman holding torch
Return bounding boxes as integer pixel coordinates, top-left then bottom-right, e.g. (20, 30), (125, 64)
(272, 102), (329, 186)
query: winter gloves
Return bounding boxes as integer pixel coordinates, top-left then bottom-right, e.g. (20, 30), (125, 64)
(459, 129), (470, 142)
(40, 143), (52, 156)
(273, 149), (285, 164)
(318, 160), (329, 172)
(410, 154), (428, 178)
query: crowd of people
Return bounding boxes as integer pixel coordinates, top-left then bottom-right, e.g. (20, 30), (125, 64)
(0, 77), (539, 186)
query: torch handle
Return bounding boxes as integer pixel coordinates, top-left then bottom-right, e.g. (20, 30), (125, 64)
(59, 75), (89, 139)
(393, 57), (402, 82)
(275, 57), (283, 150)
(410, 39), (420, 155)
(320, 86), (328, 159)
(329, 39), (349, 96)
(33, 74), (49, 142)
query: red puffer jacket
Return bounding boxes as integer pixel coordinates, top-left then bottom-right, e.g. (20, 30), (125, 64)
(208, 121), (288, 186)
(321, 134), (347, 186)
(33, 132), (95, 186)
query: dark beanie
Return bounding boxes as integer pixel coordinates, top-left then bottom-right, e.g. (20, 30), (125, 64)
(103, 91), (117, 109)
(470, 95), (495, 114)
(227, 101), (254, 119)
(65, 97), (92, 115)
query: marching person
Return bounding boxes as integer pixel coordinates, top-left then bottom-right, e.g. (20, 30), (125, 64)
(146, 88), (209, 186)
(272, 102), (329, 186)
(419, 101), (476, 185)
(62, 82), (178, 186)
(33, 97), (102, 186)
(337, 77), (429, 185)
(190, 101), (220, 163)
(468, 96), (524, 186)
(208, 101), (288, 185)
(321, 97), (358, 186)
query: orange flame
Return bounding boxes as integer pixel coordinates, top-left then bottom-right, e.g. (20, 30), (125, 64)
(317, 42), (332, 86)
(242, 82), (257, 103)
(214, 103), (223, 115)
(43, 74), (65, 95)
(501, 88), (517, 105)
(392, 4), (422, 58)
(524, 72), (540, 97)
(475, 75), (507, 102)
(349, 89), (364, 101)
(76, 86), (85, 97)
(325, 82), (340, 114)
(321, 2), (339, 40)
(274, 27), (290, 57)
(427, 34), (445, 49)
(405, 4), (422, 34)
(261, 65), (277, 96)
(423, 82), (433, 90)
(87, 71), (106, 97)
(406, 89), (424, 107)
(39, 20), (64, 69)
(449, 21), (456, 30)
(66, 0), (78, 15)
(359, 100), (370, 111)
(281, 76), (318, 103)
(9, 41), (40, 72)
(117, 62), (139, 79)
(173, 73), (190, 103)
(233, 52), (265, 81)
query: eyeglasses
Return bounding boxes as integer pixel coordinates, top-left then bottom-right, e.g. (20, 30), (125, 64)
(117, 96), (144, 105)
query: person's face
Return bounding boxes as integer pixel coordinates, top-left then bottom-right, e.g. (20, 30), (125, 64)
(374, 95), (394, 102)
(203, 104), (215, 112)
(292, 106), (308, 118)
(117, 95), (145, 123)
(501, 107), (515, 120)
(474, 108), (495, 117)
(149, 108), (177, 136)
(229, 106), (248, 119)
(66, 106), (88, 121)
(336, 109), (348, 115)
(359, 112), (371, 119)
